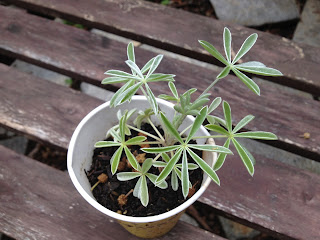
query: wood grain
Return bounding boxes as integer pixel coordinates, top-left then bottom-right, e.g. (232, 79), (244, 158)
(0, 145), (226, 240)
(0, 7), (319, 160)
(3, 0), (320, 95)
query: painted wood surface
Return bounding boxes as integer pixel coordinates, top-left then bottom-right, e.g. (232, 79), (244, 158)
(3, 0), (320, 95)
(0, 7), (319, 160)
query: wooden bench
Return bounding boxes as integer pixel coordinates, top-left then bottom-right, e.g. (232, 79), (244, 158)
(0, 1), (320, 239)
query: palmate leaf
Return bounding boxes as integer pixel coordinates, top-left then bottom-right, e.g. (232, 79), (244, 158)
(188, 144), (232, 154)
(124, 146), (140, 171)
(108, 128), (122, 142)
(235, 65), (283, 77)
(119, 114), (127, 142)
(142, 145), (180, 153)
(223, 27), (232, 63)
(140, 175), (149, 207)
(142, 158), (153, 173)
(232, 68), (260, 96)
(133, 177), (142, 198)
(232, 138), (254, 176)
(232, 33), (258, 64)
(186, 148), (220, 185)
(127, 42), (135, 63)
(145, 83), (158, 114)
(161, 152), (170, 162)
(216, 66), (230, 80)
(94, 141), (121, 148)
(232, 115), (255, 133)
(117, 172), (141, 181)
(152, 161), (167, 167)
(158, 94), (177, 101)
(146, 173), (168, 189)
(147, 74), (175, 82)
(102, 76), (131, 85)
(214, 138), (231, 171)
(223, 101), (232, 132)
(146, 55), (163, 79)
(208, 97), (222, 114)
(171, 169), (179, 191)
(198, 40), (228, 65)
(118, 82), (143, 104)
(105, 70), (139, 80)
(159, 112), (183, 143)
(186, 107), (208, 143)
(205, 124), (230, 135)
(125, 60), (143, 79)
(182, 150), (189, 198)
(176, 163), (199, 170)
(110, 80), (135, 107)
(169, 82), (179, 99)
(234, 131), (278, 140)
(125, 136), (147, 145)
(111, 146), (123, 175)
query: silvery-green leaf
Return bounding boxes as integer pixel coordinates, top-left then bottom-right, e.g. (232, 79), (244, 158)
(105, 70), (139, 80)
(127, 42), (135, 63)
(190, 98), (210, 111)
(147, 74), (175, 82)
(182, 150), (189, 198)
(176, 163), (199, 170)
(205, 124), (229, 136)
(161, 153), (170, 163)
(169, 82), (179, 99)
(125, 60), (143, 79)
(146, 55), (163, 79)
(208, 97), (222, 114)
(232, 33), (258, 64)
(217, 66), (230, 80)
(94, 141), (121, 148)
(160, 112), (184, 143)
(119, 114), (127, 142)
(223, 27), (232, 63)
(117, 172), (141, 181)
(110, 80), (135, 107)
(212, 116), (227, 128)
(141, 57), (155, 74)
(234, 131), (278, 140)
(142, 145), (180, 153)
(174, 105), (184, 114)
(119, 82), (143, 104)
(198, 40), (228, 65)
(153, 161), (167, 167)
(158, 94), (177, 101)
(133, 177), (142, 197)
(183, 88), (197, 96)
(124, 146), (140, 171)
(174, 168), (192, 189)
(146, 173), (168, 189)
(108, 128), (122, 142)
(140, 175), (149, 206)
(207, 115), (215, 125)
(134, 115), (144, 129)
(232, 115), (255, 133)
(186, 110), (200, 116)
(232, 138), (254, 176)
(116, 110), (122, 121)
(125, 136), (147, 145)
(223, 101), (232, 132)
(235, 66), (283, 76)
(236, 61), (265, 68)
(156, 148), (183, 184)
(187, 148), (220, 185)
(102, 76), (130, 85)
(214, 138), (231, 171)
(145, 83), (158, 114)
(142, 158), (153, 173)
(188, 144), (232, 154)
(186, 107), (208, 143)
(171, 169), (179, 191)
(243, 145), (256, 165)
(111, 146), (123, 175)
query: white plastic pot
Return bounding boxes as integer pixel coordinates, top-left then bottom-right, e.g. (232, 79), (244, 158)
(68, 96), (217, 238)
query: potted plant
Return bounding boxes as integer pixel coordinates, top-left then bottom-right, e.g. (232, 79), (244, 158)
(68, 28), (282, 238)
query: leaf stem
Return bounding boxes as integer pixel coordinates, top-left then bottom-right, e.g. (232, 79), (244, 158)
(127, 125), (162, 142)
(200, 77), (220, 97)
(180, 124), (193, 136)
(147, 117), (165, 142)
(184, 135), (227, 140)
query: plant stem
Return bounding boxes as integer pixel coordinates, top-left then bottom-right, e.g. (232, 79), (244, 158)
(180, 124), (193, 136)
(200, 77), (220, 97)
(184, 135), (227, 140)
(147, 117), (165, 142)
(127, 125), (162, 142)
(153, 153), (162, 162)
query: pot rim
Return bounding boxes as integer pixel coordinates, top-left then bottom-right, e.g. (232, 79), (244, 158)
(68, 95), (215, 223)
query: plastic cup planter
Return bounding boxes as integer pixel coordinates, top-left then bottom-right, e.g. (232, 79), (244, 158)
(68, 96), (217, 238)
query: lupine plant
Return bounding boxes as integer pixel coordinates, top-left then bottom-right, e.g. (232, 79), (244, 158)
(95, 28), (282, 207)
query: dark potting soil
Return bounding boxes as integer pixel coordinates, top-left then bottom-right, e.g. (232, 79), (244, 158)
(86, 123), (203, 217)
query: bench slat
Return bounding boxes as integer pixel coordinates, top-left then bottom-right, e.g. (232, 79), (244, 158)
(1, 65), (320, 239)
(1, 6), (319, 160)
(0, 145), (225, 240)
(3, 0), (320, 95)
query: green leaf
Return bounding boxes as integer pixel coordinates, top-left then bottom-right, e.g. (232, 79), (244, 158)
(223, 27), (232, 63)
(232, 115), (255, 133)
(171, 169), (179, 191)
(119, 82), (143, 104)
(169, 82), (179, 99)
(142, 158), (153, 173)
(146, 55), (163, 79)
(232, 138), (254, 176)
(206, 115), (216, 125)
(236, 61), (265, 68)
(208, 97), (222, 114)
(141, 145), (180, 153)
(189, 98), (209, 111)
(223, 101), (232, 132)
(110, 80), (135, 107)
(186, 107), (208, 143)
(125, 60), (143, 79)
(232, 33), (258, 64)
(235, 66), (283, 76)
(124, 146), (140, 171)
(217, 66), (230, 79)
(242, 145), (256, 166)
(117, 172), (141, 181)
(147, 74), (175, 82)
(158, 94), (177, 101)
(125, 136), (147, 145)
(188, 144), (233, 154)
(161, 153), (170, 162)
(160, 112), (184, 144)
(133, 177), (142, 198)
(187, 148), (220, 185)
(141, 57), (155, 74)
(140, 175), (149, 207)
(111, 146), (123, 175)
(119, 114), (127, 142)
(127, 42), (135, 63)
(94, 141), (121, 148)
(176, 163), (199, 170)
(228, 76), (251, 96)
(205, 124), (229, 136)
(214, 138), (231, 171)
(212, 116), (227, 128)
(182, 150), (189, 198)
(108, 128), (122, 142)
(198, 40), (228, 65)
(145, 83), (158, 114)
(146, 173), (168, 189)
(105, 70), (139, 80)
(156, 148), (183, 184)
(102, 77), (130, 85)
(234, 131), (278, 140)
(153, 161), (167, 167)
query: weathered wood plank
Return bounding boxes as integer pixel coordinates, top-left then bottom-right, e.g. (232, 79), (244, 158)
(1, 65), (320, 239)
(0, 145), (225, 240)
(3, 0), (320, 95)
(0, 7), (319, 160)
